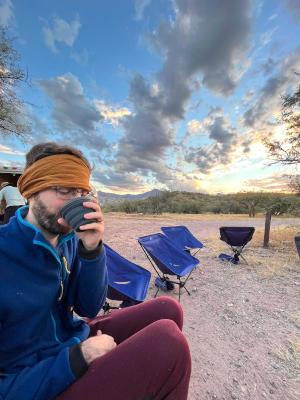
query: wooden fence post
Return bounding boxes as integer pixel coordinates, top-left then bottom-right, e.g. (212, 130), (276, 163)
(263, 209), (272, 248)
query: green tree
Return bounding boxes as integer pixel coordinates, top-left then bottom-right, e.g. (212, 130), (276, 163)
(150, 194), (162, 214)
(235, 192), (263, 217)
(0, 26), (30, 136)
(121, 200), (137, 214)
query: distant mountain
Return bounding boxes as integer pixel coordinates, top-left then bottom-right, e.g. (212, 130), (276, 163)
(97, 189), (162, 205)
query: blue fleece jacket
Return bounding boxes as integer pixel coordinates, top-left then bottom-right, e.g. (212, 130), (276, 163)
(0, 207), (108, 400)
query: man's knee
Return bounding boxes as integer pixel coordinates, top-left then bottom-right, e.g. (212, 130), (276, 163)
(146, 319), (191, 367)
(151, 296), (183, 330)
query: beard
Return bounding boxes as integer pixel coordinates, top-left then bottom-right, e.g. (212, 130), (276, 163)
(31, 195), (70, 236)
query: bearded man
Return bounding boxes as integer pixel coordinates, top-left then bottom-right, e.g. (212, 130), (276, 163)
(0, 142), (191, 400)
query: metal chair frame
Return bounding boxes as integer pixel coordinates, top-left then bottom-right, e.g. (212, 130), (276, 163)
(138, 234), (199, 302)
(139, 244), (194, 302)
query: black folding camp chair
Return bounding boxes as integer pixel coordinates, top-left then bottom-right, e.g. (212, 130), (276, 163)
(138, 233), (199, 302)
(219, 226), (255, 264)
(161, 225), (204, 257)
(103, 244), (151, 312)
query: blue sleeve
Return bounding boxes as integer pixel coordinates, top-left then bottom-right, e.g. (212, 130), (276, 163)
(74, 247), (108, 318)
(3, 348), (75, 400)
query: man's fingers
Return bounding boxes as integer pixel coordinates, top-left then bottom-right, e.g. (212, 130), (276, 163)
(83, 211), (104, 221)
(81, 334), (116, 364)
(78, 222), (103, 231)
(83, 201), (100, 211)
(99, 334), (117, 349)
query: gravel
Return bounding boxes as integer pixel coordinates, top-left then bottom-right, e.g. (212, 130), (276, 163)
(103, 215), (300, 400)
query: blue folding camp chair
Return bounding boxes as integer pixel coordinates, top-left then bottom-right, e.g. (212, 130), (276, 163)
(161, 225), (204, 256)
(138, 233), (199, 302)
(103, 244), (151, 312)
(219, 227), (255, 264)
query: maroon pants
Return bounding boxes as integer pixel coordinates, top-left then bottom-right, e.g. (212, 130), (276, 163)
(57, 297), (191, 400)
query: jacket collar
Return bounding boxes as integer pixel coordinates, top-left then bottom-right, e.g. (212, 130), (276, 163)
(16, 206), (75, 249)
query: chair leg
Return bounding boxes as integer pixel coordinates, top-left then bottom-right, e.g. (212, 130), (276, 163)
(239, 254), (248, 264)
(154, 286), (160, 298)
(102, 301), (120, 314)
(183, 285), (191, 296)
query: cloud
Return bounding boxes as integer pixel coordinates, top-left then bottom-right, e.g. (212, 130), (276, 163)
(150, 0), (253, 99)
(260, 28), (277, 47)
(35, 74), (109, 156)
(243, 46), (300, 128)
(187, 120), (204, 133)
(94, 100), (131, 127)
(244, 90), (255, 102)
(42, 15), (81, 53)
(113, 73), (175, 178)
(108, 0), (253, 189)
(22, 113), (53, 145)
(183, 106), (241, 173)
(62, 130), (108, 155)
(181, 119), (205, 144)
(244, 174), (292, 192)
(0, 144), (24, 155)
(134, 0), (152, 20)
(261, 56), (277, 76)
(36, 73), (103, 133)
(285, 0), (300, 22)
(71, 48), (89, 65)
(268, 14), (278, 21)
(92, 168), (148, 191)
(0, 0), (14, 26)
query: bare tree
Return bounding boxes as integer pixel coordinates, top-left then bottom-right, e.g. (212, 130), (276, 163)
(264, 81), (300, 165)
(0, 26), (30, 136)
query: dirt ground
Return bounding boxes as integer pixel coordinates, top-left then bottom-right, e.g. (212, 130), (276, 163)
(103, 214), (300, 400)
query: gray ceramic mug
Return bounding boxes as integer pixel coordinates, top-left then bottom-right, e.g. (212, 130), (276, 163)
(60, 196), (97, 232)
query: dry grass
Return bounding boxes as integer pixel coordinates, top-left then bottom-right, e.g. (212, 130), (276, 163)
(287, 313), (300, 328)
(274, 339), (300, 400)
(275, 339), (300, 371)
(105, 212), (299, 221)
(207, 224), (300, 279)
(105, 212), (256, 220)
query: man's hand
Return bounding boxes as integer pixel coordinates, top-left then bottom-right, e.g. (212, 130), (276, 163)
(58, 197), (104, 251)
(81, 331), (116, 365)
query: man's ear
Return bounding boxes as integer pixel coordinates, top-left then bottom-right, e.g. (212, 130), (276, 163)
(27, 192), (38, 204)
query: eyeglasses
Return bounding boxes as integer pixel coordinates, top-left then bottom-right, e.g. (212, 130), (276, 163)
(51, 186), (91, 200)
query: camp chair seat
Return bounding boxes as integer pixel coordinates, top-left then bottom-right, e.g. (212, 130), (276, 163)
(104, 244), (151, 312)
(219, 226), (255, 264)
(138, 233), (199, 302)
(161, 225), (204, 256)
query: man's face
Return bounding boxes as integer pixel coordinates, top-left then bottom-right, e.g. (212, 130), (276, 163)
(30, 189), (72, 235)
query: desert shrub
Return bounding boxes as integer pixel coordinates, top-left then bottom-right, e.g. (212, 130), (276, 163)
(121, 200), (138, 213)
(103, 191), (300, 216)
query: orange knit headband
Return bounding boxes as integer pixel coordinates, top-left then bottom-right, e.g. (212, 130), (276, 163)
(18, 154), (91, 199)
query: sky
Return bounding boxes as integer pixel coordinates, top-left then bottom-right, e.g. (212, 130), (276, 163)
(0, 0), (300, 195)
